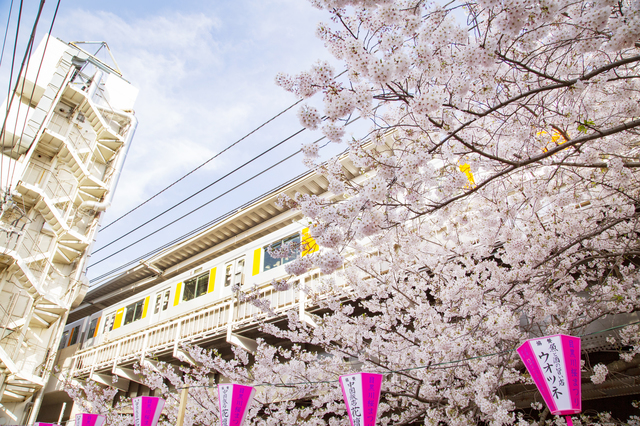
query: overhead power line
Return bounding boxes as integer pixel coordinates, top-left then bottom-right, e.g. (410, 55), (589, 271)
(0, 0), (16, 71)
(99, 69), (348, 233)
(166, 320), (639, 389)
(88, 131), (326, 271)
(99, 98), (303, 232)
(8, 0), (61, 187)
(87, 113), (364, 283)
(0, 0), (24, 193)
(92, 126), (307, 255)
(88, 165), (316, 284)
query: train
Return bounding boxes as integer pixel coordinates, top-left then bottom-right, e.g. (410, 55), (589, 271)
(58, 221), (317, 352)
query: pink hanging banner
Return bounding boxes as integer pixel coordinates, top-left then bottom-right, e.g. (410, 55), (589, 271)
(339, 373), (384, 426)
(217, 384), (255, 426)
(132, 396), (165, 426)
(517, 335), (581, 424)
(74, 414), (105, 426)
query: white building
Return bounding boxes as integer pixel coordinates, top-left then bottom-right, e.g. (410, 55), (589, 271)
(0, 36), (138, 425)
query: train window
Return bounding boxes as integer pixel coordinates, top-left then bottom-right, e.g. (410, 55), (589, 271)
(123, 299), (145, 325)
(69, 326), (80, 345)
(225, 257), (245, 287)
(183, 273), (209, 302)
(225, 264), (232, 286)
(87, 318), (99, 338)
(104, 313), (115, 333)
(154, 289), (171, 314)
(263, 234), (301, 272)
(59, 330), (69, 349)
(154, 293), (162, 314)
(162, 289), (170, 310)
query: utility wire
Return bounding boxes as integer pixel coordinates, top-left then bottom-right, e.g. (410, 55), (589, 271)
(87, 125), (349, 282)
(0, 0), (24, 194)
(89, 107), (371, 281)
(99, 70), (347, 233)
(1, 0), (48, 191)
(8, 0), (61, 187)
(99, 98), (303, 232)
(172, 320), (640, 389)
(92, 126), (307, 255)
(88, 110), (364, 273)
(0, 0), (15, 71)
(88, 166), (317, 283)
(87, 130), (333, 269)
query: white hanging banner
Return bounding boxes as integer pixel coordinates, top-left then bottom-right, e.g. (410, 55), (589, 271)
(74, 414), (105, 426)
(339, 373), (383, 426)
(517, 335), (581, 425)
(217, 384), (255, 426)
(132, 396), (165, 426)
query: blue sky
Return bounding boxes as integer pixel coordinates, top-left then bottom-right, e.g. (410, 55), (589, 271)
(0, 0), (364, 283)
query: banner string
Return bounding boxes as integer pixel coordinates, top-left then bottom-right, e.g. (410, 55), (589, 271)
(174, 319), (640, 389)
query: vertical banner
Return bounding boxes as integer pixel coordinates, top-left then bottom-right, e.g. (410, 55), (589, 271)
(132, 396), (165, 426)
(339, 373), (383, 426)
(517, 335), (581, 423)
(74, 414), (106, 426)
(217, 384), (256, 426)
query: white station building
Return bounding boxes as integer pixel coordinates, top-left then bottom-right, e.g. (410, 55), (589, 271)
(0, 36), (138, 425)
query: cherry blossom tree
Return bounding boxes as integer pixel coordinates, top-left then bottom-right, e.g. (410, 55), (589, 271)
(66, 0), (640, 424)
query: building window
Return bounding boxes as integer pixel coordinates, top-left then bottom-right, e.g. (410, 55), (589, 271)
(263, 234), (301, 272)
(183, 273), (209, 302)
(69, 326), (80, 345)
(225, 258), (245, 287)
(123, 299), (145, 325)
(59, 330), (69, 350)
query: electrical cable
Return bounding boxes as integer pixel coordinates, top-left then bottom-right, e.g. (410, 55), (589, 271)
(88, 132), (324, 270)
(0, 0), (15, 71)
(99, 98), (304, 232)
(86, 125), (349, 283)
(92, 126), (307, 255)
(1, 0), (47, 191)
(8, 0), (61, 187)
(88, 166), (317, 284)
(88, 106), (371, 282)
(168, 320), (640, 389)
(98, 69), (348, 233)
(4, 30), (34, 187)
(0, 0), (24, 194)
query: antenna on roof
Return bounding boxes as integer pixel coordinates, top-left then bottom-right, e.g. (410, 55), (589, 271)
(68, 41), (123, 76)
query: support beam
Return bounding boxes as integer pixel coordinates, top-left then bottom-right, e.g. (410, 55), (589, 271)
(301, 312), (319, 328)
(227, 333), (258, 354)
(141, 359), (179, 378)
(173, 348), (200, 367)
(299, 289), (318, 328)
(112, 366), (141, 385)
(90, 372), (128, 392)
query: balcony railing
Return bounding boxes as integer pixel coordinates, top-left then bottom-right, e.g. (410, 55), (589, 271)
(70, 272), (346, 377)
